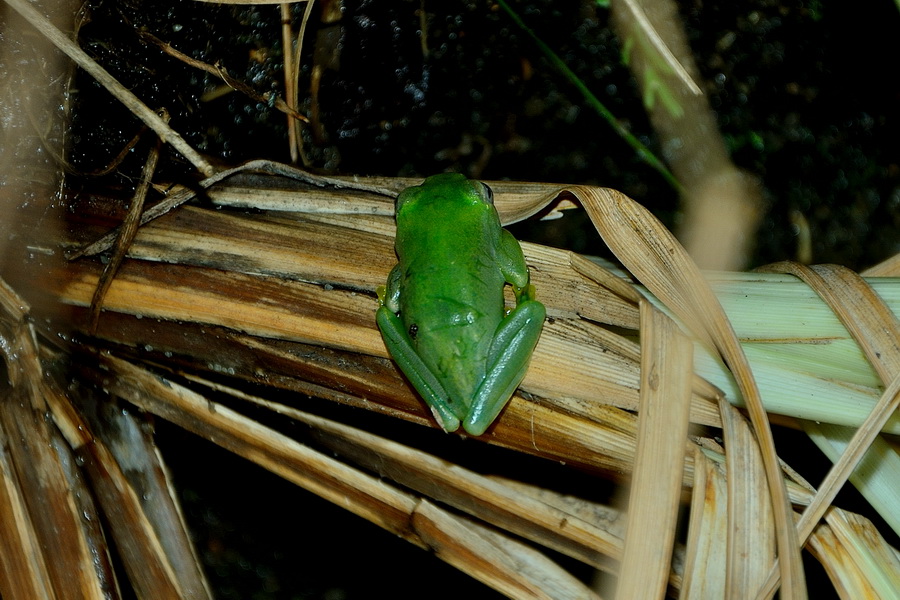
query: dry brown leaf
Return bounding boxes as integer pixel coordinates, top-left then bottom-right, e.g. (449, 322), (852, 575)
(821, 509), (900, 599)
(680, 448), (728, 599)
(1, 278), (207, 599)
(750, 262), (900, 597)
(805, 519), (881, 600)
(615, 302), (694, 599)
(412, 500), (604, 600)
(719, 397), (776, 597)
(98, 353), (606, 599)
(569, 185), (805, 599)
(0, 425), (58, 600)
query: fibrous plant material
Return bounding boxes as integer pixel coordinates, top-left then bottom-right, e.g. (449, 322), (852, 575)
(5, 171), (896, 598)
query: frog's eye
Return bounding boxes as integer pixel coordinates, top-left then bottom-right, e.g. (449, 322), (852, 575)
(480, 182), (494, 205)
(394, 191), (407, 214)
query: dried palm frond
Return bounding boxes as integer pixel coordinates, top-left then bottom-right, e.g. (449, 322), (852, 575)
(3, 171), (898, 599)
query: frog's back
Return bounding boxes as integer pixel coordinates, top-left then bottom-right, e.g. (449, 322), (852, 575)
(393, 177), (507, 404)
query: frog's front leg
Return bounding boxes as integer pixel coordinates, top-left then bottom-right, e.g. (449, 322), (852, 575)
(375, 306), (464, 433)
(463, 299), (546, 436)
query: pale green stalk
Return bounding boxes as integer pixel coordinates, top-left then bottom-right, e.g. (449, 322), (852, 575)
(637, 270), (900, 538)
(638, 272), (900, 430)
(805, 422), (900, 562)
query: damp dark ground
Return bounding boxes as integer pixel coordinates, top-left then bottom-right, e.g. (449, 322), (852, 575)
(66, 0), (900, 597)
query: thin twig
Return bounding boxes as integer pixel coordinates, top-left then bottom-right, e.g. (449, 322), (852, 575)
(66, 159), (399, 259)
(89, 133), (162, 332)
(291, 0), (316, 165)
(136, 29), (309, 126)
(2, 0), (216, 177)
(281, 4), (299, 163)
(616, 0), (703, 97)
(85, 126), (148, 177)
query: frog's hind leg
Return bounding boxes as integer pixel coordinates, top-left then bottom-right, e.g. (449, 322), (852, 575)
(376, 306), (464, 432)
(463, 300), (546, 436)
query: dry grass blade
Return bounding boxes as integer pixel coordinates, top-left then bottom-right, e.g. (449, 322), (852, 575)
(91, 354), (420, 534)
(862, 253), (900, 277)
(9, 0), (893, 592)
(804, 421), (900, 540)
(51, 189), (724, 435)
(68, 425), (202, 598)
(412, 501), (603, 600)
(796, 373), (900, 540)
(749, 262), (900, 597)
(67, 160), (400, 260)
(43, 246), (725, 489)
(45, 364), (213, 598)
(615, 302), (693, 599)
(805, 518), (882, 600)
(760, 263), (900, 383)
(0, 281), (119, 599)
(718, 397), (775, 596)
(0, 440), (58, 600)
(570, 185), (805, 598)
(202, 176), (578, 224)
(823, 510), (900, 599)
(0, 396), (117, 600)
(75, 393), (214, 599)
(685, 271), (900, 434)
(680, 448), (728, 599)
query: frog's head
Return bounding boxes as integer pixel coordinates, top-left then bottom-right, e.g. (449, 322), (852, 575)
(395, 173), (494, 217)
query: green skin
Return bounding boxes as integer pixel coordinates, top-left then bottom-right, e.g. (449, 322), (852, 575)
(376, 173), (546, 436)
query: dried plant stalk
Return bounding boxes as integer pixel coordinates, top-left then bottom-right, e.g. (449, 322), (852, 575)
(0, 279), (212, 599)
(93, 353), (604, 599)
(615, 302), (693, 598)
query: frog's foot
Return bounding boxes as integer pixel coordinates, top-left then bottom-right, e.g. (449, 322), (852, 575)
(376, 306), (463, 433)
(462, 300), (546, 436)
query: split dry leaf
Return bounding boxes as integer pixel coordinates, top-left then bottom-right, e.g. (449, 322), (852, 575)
(566, 185), (804, 597)
(92, 353), (604, 600)
(615, 302), (693, 598)
(0, 279), (212, 599)
(679, 448), (728, 599)
(718, 396), (776, 596)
